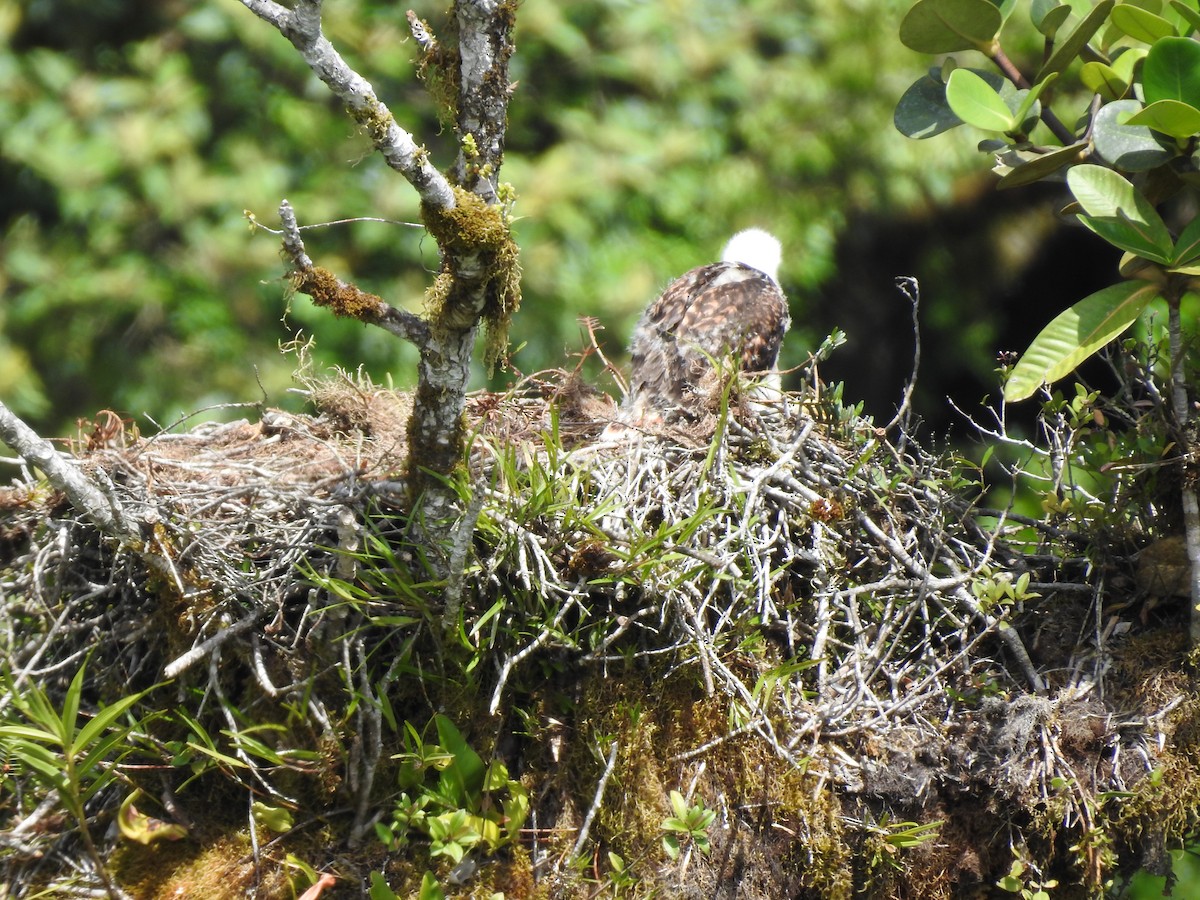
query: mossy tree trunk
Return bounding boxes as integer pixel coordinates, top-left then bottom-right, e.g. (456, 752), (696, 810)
(241, 0), (520, 562)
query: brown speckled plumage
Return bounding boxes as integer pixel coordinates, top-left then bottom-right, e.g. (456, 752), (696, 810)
(626, 245), (790, 421)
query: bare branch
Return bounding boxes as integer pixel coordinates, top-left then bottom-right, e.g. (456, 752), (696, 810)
(0, 400), (137, 542)
(236, 0), (455, 211)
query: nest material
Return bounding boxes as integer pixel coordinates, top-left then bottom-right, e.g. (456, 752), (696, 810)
(0, 374), (1193, 897)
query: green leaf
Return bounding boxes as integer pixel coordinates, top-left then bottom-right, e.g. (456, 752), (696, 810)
(252, 801), (294, 833)
(997, 143), (1086, 188)
(1036, 0), (1116, 82)
(368, 871), (402, 900)
(1004, 280), (1160, 401)
(1172, 214), (1200, 266)
(1080, 61), (1129, 100)
(1126, 99), (1200, 138)
(1079, 213), (1175, 262)
(0, 723), (62, 746)
(502, 784), (531, 842)
(1067, 164), (1174, 261)
(61, 664), (85, 745)
(1012, 72), (1058, 126)
(899, 0), (1003, 53)
(895, 73), (963, 139)
(1170, 0), (1200, 33)
(1143, 36), (1200, 105)
(662, 833), (681, 860)
(1032, 0), (1073, 37)
(1092, 98), (1175, 171)
(0, 737), (69, 788)
(946, 68), (1015, 131)
(72, 689), (150, 759)
(433, 714), (486, 804)
(1110, 4), (1178, 41)
(672, 789), (692, 820)
(417, 872), (446, 900)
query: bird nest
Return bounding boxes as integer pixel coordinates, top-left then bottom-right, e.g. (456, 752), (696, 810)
(0, 370), (1196, 898)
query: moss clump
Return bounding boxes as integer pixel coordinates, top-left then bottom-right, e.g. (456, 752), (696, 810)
(422, 185), (521, 372)
(291, 265), (385, 320)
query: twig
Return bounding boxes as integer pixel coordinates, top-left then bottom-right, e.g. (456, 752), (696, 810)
(163, 610), (263, 679)
(278, 200), (430, 347)
(883, 276), (921, 443)
(571, 741), (619, 861)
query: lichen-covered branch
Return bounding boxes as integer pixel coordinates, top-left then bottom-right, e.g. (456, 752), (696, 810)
(237, 0), (456, 212)
(452, 0), (517, 203)
(0, 400), (137, 542)
(238, 0), (521, 560)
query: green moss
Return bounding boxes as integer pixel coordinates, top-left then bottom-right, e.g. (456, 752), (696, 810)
(291, 265), (385, 320)
(422, 185), (521, 373)
(410, 13), (460, 128)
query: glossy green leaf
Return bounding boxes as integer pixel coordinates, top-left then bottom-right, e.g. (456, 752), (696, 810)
(1036, 1), (1116, 82)
(1004, 280), (1160, 401)
(899, 0), (1002, 53)
(1079, 214), (1174, 264)
(1113, 47), (1149, 83)
(1170, 0), (1200, 33)
(997, 143), (1086, 188)
(1143, 36), (1200, 105)
(1092, 99), (1175, 170)
(1110, 4), (1178, 41)
(1172, 215), (1200, 266)
(1032, 0), (1073, 37)
(946, 68), (1015, 131)
(1126, 99), (1200, 138)
(1080, 61), (1128, 100)
(895, 73), (963, 138)
(1068, 164), (1174, 260)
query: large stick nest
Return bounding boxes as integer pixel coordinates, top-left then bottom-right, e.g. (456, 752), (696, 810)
(0, 370), (1197, 898)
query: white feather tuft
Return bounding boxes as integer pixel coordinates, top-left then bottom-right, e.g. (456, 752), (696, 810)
(721, 228), (782, 282)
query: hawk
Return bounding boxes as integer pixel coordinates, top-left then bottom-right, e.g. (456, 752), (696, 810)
(624, 228), (791, 423)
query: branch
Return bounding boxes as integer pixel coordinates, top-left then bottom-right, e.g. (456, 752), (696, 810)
(452, 0), (517, 202)
(1164, 291), (1200, 646)
(0, 400), (138, 542)
(278, 200), (430, 346)
(988, 43), (1075, 146)
(236, 0), (456, 212)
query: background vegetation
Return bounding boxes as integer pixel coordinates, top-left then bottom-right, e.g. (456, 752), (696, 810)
(5, 0), (1200, 896)
(2, 0), (1034, 438)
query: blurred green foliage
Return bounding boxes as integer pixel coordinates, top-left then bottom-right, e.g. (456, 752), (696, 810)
(1, 0), (981, 435)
